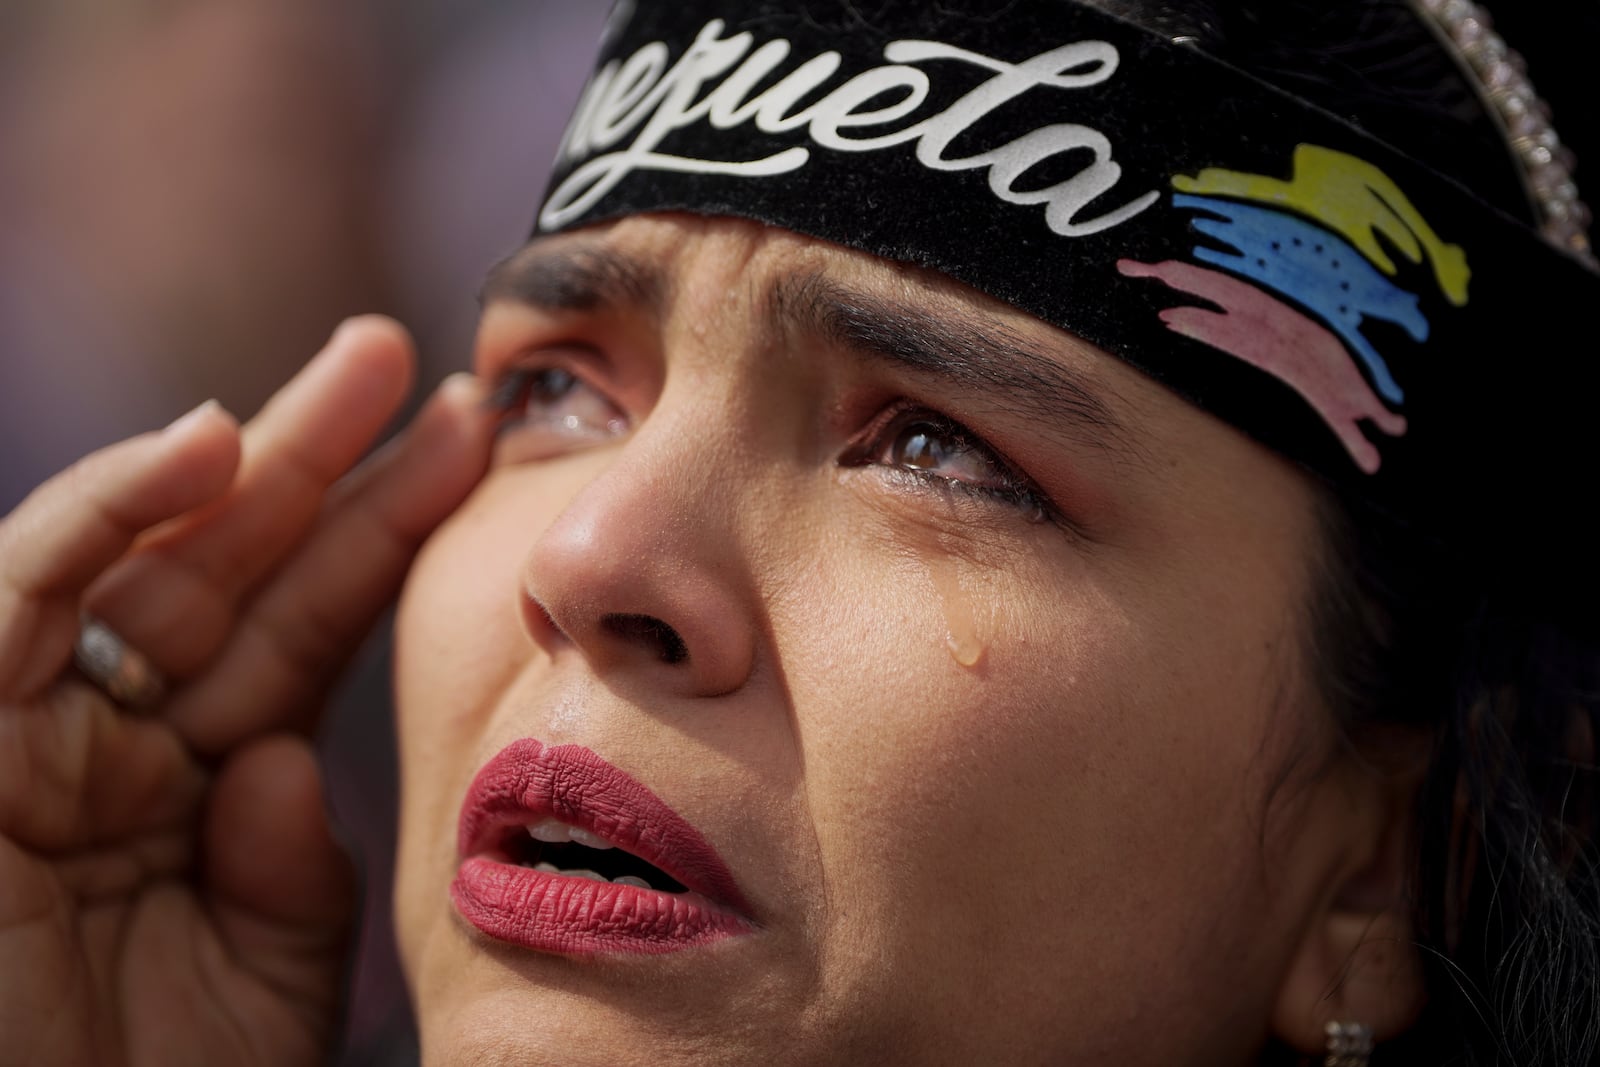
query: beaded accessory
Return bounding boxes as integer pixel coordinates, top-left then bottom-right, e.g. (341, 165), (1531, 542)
(1324, 1020), (1375, 1067)
(1412, 0), (1597, 269)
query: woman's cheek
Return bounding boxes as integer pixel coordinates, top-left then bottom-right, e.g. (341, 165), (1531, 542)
(396, 485), (524, 734)
(778, 537), (1111, 846)
(392, 476), (558, 843)
(763, 541), (1163, 1045)
(396, 454), (617, 718)
(391, 469), (573, 985)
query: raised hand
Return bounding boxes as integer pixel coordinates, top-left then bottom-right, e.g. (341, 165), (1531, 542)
(0, 317), (492, 1067)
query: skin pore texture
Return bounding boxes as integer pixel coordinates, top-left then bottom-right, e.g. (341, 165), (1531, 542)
(392, 214), (1416, 1066)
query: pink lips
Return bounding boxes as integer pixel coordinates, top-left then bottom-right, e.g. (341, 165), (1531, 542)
(452, 738), (755, 955)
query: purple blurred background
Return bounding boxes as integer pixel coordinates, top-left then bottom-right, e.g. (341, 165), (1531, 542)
(0, 3), (612, 1062)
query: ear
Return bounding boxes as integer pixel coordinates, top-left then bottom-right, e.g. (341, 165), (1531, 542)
(1270, 751), (1429, 1057)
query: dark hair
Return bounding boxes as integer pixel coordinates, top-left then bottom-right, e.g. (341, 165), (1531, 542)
(1312, 492), (1600, 1067)
(1081, 1), (1600, 1063)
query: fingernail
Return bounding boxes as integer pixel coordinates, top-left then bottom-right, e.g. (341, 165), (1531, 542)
(328, 317), (360, 346)
(164, 398), (231, 436)
(329, 313), (397, 347)
(440, 371), (484, 405)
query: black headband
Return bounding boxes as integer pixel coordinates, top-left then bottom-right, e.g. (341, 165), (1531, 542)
(535, 0), (1600, 620)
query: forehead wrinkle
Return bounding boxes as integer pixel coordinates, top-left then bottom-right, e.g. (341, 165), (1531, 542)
(768, 270), (1142, 462)
(479, 241), (667, 318)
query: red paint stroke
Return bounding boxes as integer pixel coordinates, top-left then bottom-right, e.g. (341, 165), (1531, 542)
(1118, 259), (1406, 474)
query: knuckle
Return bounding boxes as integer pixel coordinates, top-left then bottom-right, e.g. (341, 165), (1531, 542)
(257, 513), (412, 683)
(275, 433), (355, 494)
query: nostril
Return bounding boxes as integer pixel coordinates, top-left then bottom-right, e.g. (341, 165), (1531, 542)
(601, 613), (689, 665)
(523, 594), (571, 646)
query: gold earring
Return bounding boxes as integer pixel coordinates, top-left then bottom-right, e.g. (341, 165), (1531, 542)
(1324, 1021), (1374, 1067)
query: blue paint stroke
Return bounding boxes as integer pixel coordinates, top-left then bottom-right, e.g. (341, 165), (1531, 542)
(1173, 194), (1427, 404)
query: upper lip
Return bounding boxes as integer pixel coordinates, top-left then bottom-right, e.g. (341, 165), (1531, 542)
(456, 737), (753, 914)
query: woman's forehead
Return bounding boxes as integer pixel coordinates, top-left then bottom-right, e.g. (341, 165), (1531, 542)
(500, 214), (983, 302)
(497, 214), (1129, 375)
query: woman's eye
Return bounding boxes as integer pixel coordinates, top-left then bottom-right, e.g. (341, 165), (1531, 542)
(889, 421), (997, 482)
(489, 363), (628, 462)
(863, 411), (1050, 524)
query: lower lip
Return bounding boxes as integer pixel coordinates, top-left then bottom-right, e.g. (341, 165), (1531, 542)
(452, 858), (751, 955)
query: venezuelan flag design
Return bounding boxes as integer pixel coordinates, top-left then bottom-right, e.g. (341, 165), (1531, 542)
(1118, 144), (1470, 474)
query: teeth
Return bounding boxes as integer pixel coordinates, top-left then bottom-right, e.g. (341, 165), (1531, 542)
(532, 861), (602, 881)
(519, 820), (649, 887)
(526, 818), (573, 843)
(525, 818), (615, 850)
(526, 863), (653, 889)
(568, 826), (615, 850)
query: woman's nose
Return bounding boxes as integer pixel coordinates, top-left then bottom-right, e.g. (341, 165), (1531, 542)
(518, 419), (760, 699)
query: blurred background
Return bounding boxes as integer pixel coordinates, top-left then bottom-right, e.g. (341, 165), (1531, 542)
(0, 2), (613, 1063)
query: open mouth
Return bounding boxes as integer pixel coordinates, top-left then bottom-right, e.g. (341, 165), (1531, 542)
(498, 817), (689, 893)
(452, 738), (753, 955)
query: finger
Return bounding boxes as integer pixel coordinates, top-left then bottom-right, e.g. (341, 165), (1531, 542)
(170, 372), (492, 752)
(85, 316), (415, 679)
(201, 735), (356, 1042)
(0, 403), (240, 702)
(0, 685), (207, 851)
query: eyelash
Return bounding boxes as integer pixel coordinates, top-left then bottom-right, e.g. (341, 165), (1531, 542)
(485, 362), (570, 417)
(486, 359), (1057, 527)
(846, 405), (1055, 526)
(486, 359), (628, 453)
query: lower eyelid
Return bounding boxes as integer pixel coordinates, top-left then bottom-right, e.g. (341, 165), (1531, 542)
(882, 465), (1050, 522)
(844, 403), (1049, 500)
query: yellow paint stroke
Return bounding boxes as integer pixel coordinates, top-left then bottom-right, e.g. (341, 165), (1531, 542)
(1173, 144), (1469, 306)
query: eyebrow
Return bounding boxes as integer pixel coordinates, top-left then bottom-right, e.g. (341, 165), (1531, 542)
(771, 271), (1137, 460)
(479, 244), (666, 317)
(481, 243), (1138, 462)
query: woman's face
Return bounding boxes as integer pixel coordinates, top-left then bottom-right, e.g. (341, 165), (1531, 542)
(393, 214), (1356, 1065)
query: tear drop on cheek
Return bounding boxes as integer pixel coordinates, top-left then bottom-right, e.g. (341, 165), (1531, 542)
(948, 626), (986, 669)
(928, 562), (989, 670)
